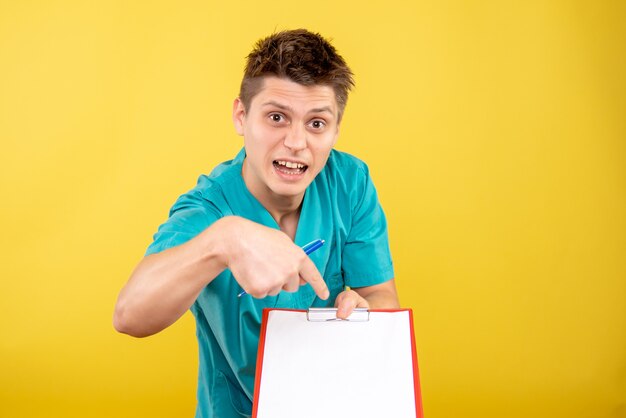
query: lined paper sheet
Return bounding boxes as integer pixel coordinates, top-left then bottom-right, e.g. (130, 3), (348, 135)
(255, 310), (418, 418)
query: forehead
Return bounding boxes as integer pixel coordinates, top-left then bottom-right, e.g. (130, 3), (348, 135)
(249, 77), (338, 113)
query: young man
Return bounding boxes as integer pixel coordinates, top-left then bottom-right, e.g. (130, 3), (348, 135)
(114, 29), (399, 418)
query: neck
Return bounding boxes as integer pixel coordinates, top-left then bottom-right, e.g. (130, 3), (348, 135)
(261, 193), (303, 240)
(273, 205), (301, 240)
(241, 162), (303, 240)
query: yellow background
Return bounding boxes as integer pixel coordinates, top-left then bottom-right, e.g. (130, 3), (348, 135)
(1, 1), (624, 417)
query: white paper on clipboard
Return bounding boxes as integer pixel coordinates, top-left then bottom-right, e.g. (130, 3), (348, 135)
(252, 308), (423, 418)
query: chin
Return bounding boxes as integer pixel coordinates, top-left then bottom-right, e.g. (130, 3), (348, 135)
(270, 185), (307, 199)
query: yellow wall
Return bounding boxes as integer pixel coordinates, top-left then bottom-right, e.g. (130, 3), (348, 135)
(1, 1), (624, 417)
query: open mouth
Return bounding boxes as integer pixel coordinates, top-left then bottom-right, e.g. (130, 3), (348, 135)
(273, 160), (308, 176)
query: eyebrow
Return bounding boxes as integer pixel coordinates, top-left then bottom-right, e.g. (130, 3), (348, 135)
(262, 101), (335, 116)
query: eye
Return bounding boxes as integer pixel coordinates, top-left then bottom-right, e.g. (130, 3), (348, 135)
(269, 113), (285, 123)
(309, 119), (326, 130)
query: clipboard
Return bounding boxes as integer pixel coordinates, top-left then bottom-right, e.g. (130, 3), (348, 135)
(252, 308), (424, 418)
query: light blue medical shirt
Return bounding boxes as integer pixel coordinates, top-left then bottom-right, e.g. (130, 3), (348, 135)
(146, 148), (394, 418)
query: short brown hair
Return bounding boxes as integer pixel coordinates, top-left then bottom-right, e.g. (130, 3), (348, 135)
(239, 29), (355, 117)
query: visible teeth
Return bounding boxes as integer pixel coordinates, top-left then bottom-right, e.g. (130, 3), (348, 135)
(276, 160), (305, 169)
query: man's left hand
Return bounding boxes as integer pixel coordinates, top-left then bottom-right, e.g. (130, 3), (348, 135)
(334, 289), (370, 319)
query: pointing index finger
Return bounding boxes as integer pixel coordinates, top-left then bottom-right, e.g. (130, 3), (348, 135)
(299, 257), (329, 300)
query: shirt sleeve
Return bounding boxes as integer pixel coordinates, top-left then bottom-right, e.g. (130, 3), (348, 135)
(145, 191), (222, 256)
(341, 165), (395, 287)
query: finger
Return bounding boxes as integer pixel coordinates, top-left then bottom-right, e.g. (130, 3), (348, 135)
(355, 297), (370, 308)
(267, 286), (282, 296)
(248, 289), (268, 299)
(283, 275), (301, 293)
(333, 290), (345, 308)
(336, 291), (359, 319)
(298, 257), (329, 300)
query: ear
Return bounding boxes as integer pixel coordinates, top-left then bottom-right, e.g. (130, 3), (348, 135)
(332, 117), (341, 146)
(331, 106), (346, 146)
(232, 98), (246, 136)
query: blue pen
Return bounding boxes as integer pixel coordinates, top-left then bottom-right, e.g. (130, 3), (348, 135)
(302, 238), (325, 255)
(237, 239), (325, 297)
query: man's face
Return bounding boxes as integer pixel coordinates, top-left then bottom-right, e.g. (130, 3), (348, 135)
(233, 76), (340, 207)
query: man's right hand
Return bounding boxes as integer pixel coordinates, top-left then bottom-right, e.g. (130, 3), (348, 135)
(114, 216), (328, 338)
(215, 217), (329, 300)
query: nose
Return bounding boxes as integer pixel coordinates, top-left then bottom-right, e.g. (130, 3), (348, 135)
(283, 124), (307, 151)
